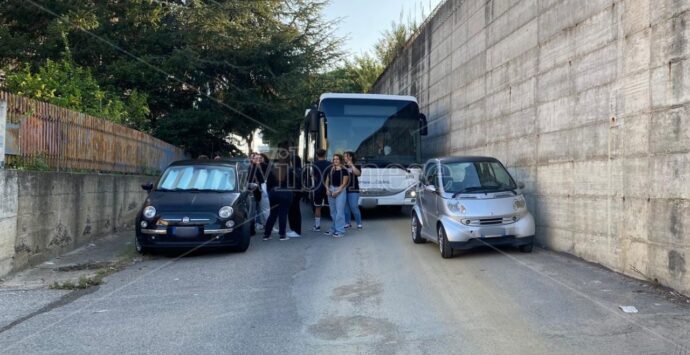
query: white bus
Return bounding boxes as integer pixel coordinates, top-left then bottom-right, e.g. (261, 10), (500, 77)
(302, 93), (428, 208)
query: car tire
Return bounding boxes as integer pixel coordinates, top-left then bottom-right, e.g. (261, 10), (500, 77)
(135, 236), (149, 255)
(519, 243), (533, 253)
(411, 213), (426, 244)
(438, 226), (453, 259)
(234, 222), (251, 253)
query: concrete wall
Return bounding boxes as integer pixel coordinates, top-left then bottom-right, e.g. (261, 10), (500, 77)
(373, 0), (690, 295)
(0, 170), (149, 277)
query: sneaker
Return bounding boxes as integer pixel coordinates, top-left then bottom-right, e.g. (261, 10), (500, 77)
(273, 228), (279, 233)
(333, 233), (342, 238)
(323, 231), (332, 236)
(344, 224), (351, 229)
(287, 231), (301, 238)
(262, 236), (272, 241)
(357, 225), (363, 230)
(279, 236), (288, 241)
(311, 225), (321, 232)
(256, 224), (264, 231)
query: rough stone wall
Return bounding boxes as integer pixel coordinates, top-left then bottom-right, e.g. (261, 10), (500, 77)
(0, 170), (149, 277)
(373, 0), (690, 296)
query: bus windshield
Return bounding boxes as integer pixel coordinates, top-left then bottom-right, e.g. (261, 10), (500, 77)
(321, 98), (421, 165)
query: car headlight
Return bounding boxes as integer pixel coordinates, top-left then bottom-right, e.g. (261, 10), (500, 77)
(219, 206), (234, 219)
(447, 201), (466, 215)
(513, 198), (526, 211)
(143, 206), (156, 219)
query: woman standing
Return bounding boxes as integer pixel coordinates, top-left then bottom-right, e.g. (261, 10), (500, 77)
(324, 154), (350, 238)
(248, 153), (265, 230)
(343, 151), (363, 230)
(262, 156), (293, 241)
(257, 153), (271, 226)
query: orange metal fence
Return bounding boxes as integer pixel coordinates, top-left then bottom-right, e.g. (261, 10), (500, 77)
(1, 92), (186, 174)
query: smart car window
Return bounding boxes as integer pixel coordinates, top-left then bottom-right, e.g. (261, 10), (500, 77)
(442, 162), (515, 193)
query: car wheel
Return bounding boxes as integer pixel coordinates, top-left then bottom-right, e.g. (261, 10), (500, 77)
(411, 213), (425, 244)
(519, 243), (533, 253)
(438, 226), (453, 259)
(135, 236), (149, 255)
(234, 222), (251, 253)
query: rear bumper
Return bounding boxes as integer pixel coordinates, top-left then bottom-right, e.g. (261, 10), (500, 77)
(449, 236), (534, 250)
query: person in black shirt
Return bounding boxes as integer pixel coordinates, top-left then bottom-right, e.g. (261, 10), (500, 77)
(343, 151), (363, 230)
(247, 153), (263, 227)
(280, 142), (303, 238)
(311, 149), (331, 232)
(324, 153), (349, 237)
(262, 156), (293, 241)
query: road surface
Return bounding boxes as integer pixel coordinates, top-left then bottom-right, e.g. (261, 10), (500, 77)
(0, 208), (688, 354)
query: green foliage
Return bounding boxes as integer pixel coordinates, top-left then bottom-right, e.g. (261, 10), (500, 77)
(4, 59), (150, 128)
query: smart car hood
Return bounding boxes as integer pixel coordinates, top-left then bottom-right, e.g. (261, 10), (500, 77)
(145, 191), (240, 212)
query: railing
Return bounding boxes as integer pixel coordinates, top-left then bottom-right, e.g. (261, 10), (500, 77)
(1, 92), (186, 174)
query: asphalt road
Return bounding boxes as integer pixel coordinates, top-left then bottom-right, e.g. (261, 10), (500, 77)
(1, 207), (689, 354)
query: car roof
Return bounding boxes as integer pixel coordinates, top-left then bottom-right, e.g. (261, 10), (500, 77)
(168, 159), (244, 167)
(427, 156), (501, 164)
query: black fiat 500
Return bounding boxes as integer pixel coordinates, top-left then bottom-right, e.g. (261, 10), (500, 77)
(135, 160), (256, 254)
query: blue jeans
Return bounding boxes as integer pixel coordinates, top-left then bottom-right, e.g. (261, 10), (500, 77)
(264, 189), (293, 237)
(327, 186), (347, 234)
(344, 192), (362, 226)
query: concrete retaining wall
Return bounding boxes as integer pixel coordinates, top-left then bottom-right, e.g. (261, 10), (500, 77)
(0, 170), (149, 277)
(373, 0), (690, 295)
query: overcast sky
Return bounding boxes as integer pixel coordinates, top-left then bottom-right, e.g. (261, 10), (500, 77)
(323, 0), (444, 58)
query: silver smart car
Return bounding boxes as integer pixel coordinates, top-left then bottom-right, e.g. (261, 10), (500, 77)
(411, 156), (535, 258)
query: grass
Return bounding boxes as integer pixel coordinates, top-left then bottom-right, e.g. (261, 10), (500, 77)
(49, 245), (142, 290)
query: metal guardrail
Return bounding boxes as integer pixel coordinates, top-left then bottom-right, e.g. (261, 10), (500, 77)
(1, 92), (186, 174)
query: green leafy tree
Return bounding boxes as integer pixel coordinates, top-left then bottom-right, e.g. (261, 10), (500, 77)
(4, 58), (149, 127)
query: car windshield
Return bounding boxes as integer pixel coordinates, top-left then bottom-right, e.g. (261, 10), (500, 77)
(440, 161), (516, 193)
(321, 98), (421, 165)
(157, 165), (237, 192)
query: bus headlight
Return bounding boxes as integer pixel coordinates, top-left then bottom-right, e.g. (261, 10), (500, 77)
(405, 189), (417, 198)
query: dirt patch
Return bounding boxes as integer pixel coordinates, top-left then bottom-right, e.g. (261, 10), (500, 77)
(308, 315), (397, 343)
(331, 278), (383, 305)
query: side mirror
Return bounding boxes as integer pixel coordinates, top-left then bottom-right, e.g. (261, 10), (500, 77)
(141, 183), (153, 192)
(425, 184), (436, 193)
(419, 113), (428, 136)
(308, 109), (319, 133)
(517, 181), (525, 190)
(248, 183), (259, 191)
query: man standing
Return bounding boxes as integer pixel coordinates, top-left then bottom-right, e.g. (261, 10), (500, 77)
(311, 149), (330, 232)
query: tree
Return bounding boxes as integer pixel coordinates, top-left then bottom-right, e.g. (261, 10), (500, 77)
(0, 0), (343, 155)
(4, 58), (149, 128)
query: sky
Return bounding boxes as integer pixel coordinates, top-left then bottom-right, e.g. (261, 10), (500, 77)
(323, 0), (444, 58)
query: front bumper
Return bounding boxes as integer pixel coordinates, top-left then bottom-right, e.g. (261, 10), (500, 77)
(449, 236), (534, 250)
(136, 226), (246, 249)
(358, 187), (416, 207)
(442, 212), (535, 247)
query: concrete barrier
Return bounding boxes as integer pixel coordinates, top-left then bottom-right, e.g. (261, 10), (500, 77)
(374, 0), (689, 296)
(0, 170), (150, 278)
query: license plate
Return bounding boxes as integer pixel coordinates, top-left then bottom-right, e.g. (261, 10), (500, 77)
(172, 226), (199, 238)
(481, 228), (505, 238)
